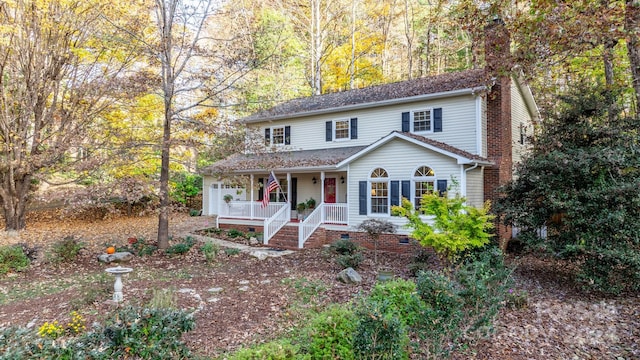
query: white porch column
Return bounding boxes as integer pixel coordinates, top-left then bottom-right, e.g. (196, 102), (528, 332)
(320, 171), (325, 204)
(287, 173), (291, 205)
(217, 181), (222, 216)
(250, 174), (255, 219)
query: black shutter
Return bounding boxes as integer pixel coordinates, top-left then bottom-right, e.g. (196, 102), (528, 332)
(402, 112), (410, 132)
(350, 118), (358, 139)
(437, 179), (447, 196)
(359, 181), (367, 215)
(258, 178), (264, 200)
(390, 181), (400, 207)
(433, 108), (443, 132)
(264, 129), (270, 146)
(326, 121), (332, 141)
(285, 126), (291, 145)
(291, 177), (297, 207)
(401, 180), (411, 201)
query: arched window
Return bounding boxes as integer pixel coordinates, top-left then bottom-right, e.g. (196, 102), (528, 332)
(413, 166), (435, 209)
(370, 168), (389, 214)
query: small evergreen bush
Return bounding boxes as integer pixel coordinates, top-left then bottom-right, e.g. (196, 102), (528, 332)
(329, 239), (363, 269)
(224, 339), (301, 359)
(0, 245), (30, 275)
(49, 236), (84, 263)
(298, 304), (356, 360)
(352, 299), (409, 360)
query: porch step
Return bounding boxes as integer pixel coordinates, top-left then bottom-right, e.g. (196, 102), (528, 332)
(268, 224), (327, 250)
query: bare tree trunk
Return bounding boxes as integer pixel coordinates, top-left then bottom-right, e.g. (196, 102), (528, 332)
(0, 174), (30, 231)
(626, 0), (640, 112)
(349, 0), (356, 89)
(311, 0), (322, 95)
(155, 0), (175, 250)
(403, 0), (414, 80)
(603, 38), (617, 120)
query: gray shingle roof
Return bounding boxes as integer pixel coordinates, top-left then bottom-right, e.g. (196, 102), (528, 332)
(243, 69), (489, 122)
(200, 146), (368, 175)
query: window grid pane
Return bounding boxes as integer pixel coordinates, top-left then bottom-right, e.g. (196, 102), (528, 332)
(272, 127), (284, 145)
(335, 120), (349, 139)
(371, 182), (388, 214)
(414, 181), (434, 209)
(413, 110), (431, 132)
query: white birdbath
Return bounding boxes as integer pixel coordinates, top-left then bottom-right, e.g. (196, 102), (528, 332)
(105, 265), (133, 302)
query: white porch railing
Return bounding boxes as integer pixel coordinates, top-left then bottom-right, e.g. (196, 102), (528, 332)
(218, 201), (285, 219)
(263, 203), (290, 245)
(322, 203), (348, 224)
(298, 203), (348, 248)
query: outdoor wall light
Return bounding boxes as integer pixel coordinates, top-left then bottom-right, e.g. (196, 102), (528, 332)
(312, 177), (317, 184)
(340, 176), (344, 183)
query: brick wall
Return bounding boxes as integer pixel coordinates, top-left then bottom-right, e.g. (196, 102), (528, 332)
(484, 18), (513, 247)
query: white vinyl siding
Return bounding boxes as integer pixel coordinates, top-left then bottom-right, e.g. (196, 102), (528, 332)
(464, 167), (484, 208)
(249, 94), (478, 154)
(511, 81), (534, 164)
(347, 139), (461, 229)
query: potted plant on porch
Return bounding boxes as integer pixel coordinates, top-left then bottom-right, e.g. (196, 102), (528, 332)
(306, 197), (316, 209)
(296, 202), (307, 220)
(223, 194), (233, 203)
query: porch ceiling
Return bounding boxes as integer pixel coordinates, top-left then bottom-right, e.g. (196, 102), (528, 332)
(201, 146), (366, 176)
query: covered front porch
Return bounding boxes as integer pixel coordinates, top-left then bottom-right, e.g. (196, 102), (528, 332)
(206, 171), (349, 248)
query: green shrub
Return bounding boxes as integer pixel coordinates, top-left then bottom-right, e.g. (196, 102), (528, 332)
(49, 236), (84, 263)
(165, 236), (197, 255)
(413, 247), (512, 358)
(121, 237), (158, 257)
(336, 252), (364, 269)
(97, 306), (195, 359)
(0, 306), (195, 360)
(200, 241), (220, 263)
(367, 279), (424, 327)
(392, 195), (495, 261)
(224, 339), (301, 359)
(330, 239), (364, 269)
(352, 299), (409, 360)
(227, 229), (245, 238)
(329, 239), (359, 255)
(577, 248), (640, 294)
(0, 245), (30, 275)
(407, 249), (436, 276)
(224, 248), (241, 256)
(298, 304), (356, 360)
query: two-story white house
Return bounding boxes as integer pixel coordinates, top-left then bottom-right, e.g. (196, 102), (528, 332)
(200, 20), (539, 250)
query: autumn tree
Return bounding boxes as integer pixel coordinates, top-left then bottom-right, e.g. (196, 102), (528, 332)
(0, 0), (145, 231)
(150, 0), (261, 249)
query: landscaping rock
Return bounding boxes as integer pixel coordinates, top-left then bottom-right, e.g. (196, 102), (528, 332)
(249, 237), (260, 246)
(249, 250), (269, 260)
(97, 252), (134, 264)
(336, 267), (362, 284)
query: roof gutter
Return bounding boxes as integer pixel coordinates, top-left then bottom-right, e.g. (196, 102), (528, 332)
(243, 86), (489, 124)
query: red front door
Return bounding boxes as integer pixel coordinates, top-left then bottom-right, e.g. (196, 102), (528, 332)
(324, 178), (336, 203)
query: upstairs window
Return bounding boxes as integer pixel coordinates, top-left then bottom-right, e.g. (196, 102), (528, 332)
(402, 108), (442, 133)
(264, 126), (291, 146)
(326, 118), (358, 141)
(413, 110), (432, 132)
(272, 127), (285, 145)
(335, 120), (349, 140)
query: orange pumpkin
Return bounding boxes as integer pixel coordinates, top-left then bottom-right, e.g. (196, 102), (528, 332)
(106, 246), (116, 254)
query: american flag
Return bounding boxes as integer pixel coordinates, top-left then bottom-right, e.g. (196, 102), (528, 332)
(262, 172), (280, 207)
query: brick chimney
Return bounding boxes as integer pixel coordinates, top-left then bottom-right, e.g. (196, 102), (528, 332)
(483, 18), (513, 245)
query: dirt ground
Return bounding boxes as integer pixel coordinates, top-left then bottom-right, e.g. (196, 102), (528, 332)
(0, 212), (639, 359)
